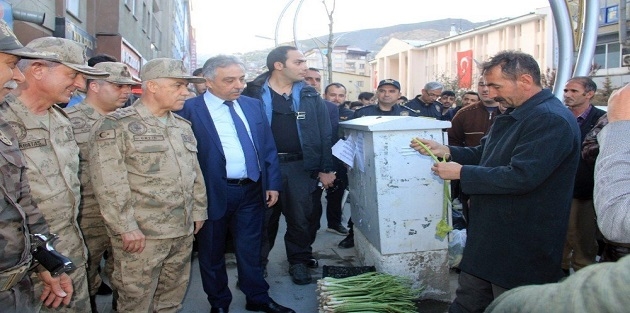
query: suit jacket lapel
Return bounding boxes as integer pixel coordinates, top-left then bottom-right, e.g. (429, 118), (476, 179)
(197, 97), (225, 156)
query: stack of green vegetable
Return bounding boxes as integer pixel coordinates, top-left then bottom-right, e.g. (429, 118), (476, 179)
(317, 271), (423, 313)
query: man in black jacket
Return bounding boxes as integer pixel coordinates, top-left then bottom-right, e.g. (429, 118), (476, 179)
(242, 46), (334, 285)
(561, 76), (606, 274)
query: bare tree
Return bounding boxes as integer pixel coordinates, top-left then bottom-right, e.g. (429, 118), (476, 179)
(322, 0), (336, 86)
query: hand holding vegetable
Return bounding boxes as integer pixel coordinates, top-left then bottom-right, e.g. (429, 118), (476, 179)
(410, 137), (450, 159)
(431, 162), (462, 180)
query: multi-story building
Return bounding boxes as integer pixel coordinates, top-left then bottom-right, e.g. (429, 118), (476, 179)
(371, 7), (556, 98)
(593, 0), (630, 88)
(3, 0), (196, 80)
(305, 45), (371, 94)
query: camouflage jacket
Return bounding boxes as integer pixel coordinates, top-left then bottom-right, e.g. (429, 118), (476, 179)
(64, 101), (104, 226)
(89, 101), (208, 239)
(0, 117), (49, 271)
(0, 95), (86, 266)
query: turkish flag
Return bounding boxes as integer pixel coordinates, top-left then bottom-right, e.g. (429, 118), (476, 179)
(457, 50), (473, 89)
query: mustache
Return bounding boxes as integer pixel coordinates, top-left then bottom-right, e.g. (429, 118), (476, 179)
(3, 80), (18, 89)
(494, 97), (507, 103)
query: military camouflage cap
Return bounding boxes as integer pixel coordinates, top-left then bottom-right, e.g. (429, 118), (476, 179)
(25, 37), (109, 78)
(93, 62), (139, 85)
(0, 20), (58, 59)
(140, 58), (205, 83)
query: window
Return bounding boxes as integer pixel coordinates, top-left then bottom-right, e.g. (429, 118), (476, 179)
(126, 0), (137, 16)
(67, 0), (79, 17)
(594, 43), (621, 69)
(142, 3), (148, 32)
(599, 0), (619, 25)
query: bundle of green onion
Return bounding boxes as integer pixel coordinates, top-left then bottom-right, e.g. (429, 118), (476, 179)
(317, 271), (423, 313)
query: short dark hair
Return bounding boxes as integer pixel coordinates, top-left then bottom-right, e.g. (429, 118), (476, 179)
(441, 90), (455, 97)
(398, 96), (408, 101)
(192, 67), (204, 76)
(324, 82), (346, 94)
(266, 46), (298, 72)
(308, 67), (320, 72)
(481, 50), (541, 87)
(358, 91), (374, 101)
(88, 54), (117, 67)
(463, 91), (480, 100)
(349, 101), (363, 109)
(567, 76), (597, 93)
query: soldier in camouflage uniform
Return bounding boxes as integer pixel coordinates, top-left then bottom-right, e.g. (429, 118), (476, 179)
(89, 58), (208, 313)
(0, 20), (75, 313)
(64, 62), (139, 311)
(0, 37), (109, 312)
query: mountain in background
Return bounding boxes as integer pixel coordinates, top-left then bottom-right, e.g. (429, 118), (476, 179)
(298, 18), (496, 53)
(199, 18), (500, 77)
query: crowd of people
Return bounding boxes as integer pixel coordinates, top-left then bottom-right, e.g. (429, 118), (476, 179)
(2, 15), (630, 313)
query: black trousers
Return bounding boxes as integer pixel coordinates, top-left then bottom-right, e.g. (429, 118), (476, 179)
(261, 160), (321, 265)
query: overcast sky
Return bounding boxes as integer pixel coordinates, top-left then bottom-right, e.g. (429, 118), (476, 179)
(190, 0), (552, 57)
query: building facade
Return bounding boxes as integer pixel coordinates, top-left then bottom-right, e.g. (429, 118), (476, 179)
(3, 0), (196, 80)
(371, 7), (556, 98)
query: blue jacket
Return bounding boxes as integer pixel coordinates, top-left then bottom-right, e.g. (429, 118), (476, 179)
(243, 72), (334, 173)
(175, 95), (282, 221)
(452, 89), (580, 289)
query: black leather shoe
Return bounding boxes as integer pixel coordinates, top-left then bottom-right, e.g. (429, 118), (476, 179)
(338, 233), (354, 248)
(210, 308), (229, 313)
(246, 300), (296, 313)
(289, 263), (312, 285)
(326, 224), (349, 236)
(306, 258), (319, 268)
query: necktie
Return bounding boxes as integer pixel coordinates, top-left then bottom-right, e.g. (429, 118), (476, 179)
(224, 101), (260, 182)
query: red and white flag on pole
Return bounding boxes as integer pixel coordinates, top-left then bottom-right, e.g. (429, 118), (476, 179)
(457, 50), (473, 89)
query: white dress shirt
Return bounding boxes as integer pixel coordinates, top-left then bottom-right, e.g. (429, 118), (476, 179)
(204, 92), (254, 179)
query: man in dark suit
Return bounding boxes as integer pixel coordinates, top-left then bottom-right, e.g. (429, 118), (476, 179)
(176, 55), (294, 313)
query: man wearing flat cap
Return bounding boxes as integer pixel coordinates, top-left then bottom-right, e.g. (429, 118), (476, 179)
(0, 36), (110, 312)
(89, 58), (208, 312)
(64, 62), (139, 312)
(0, 22), (76, 312)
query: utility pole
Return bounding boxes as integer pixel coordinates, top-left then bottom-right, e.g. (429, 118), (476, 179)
(323, 0), (336, 86)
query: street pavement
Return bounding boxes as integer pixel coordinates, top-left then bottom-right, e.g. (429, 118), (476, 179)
(95, 198), (456, 312)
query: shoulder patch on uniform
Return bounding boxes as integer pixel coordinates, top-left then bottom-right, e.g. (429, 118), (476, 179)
(96, 129), (116, 140)
(128, 121), (147, 135)
(69, 116), (87, 129)
(107, 107), (136, 120)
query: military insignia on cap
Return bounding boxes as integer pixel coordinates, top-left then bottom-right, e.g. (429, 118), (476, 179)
(128, 121), (147, 135)
(400, 111), (409, 116)
(70, 117), (86, 129)
(0, 130), (12, 145)
(7, 122), (26, 141)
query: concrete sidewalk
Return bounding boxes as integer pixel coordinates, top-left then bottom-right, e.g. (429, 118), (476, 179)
(95, 200), (455, 312)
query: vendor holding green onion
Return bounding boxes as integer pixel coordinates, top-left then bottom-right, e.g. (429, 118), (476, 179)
(410, 50), (580, 313)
